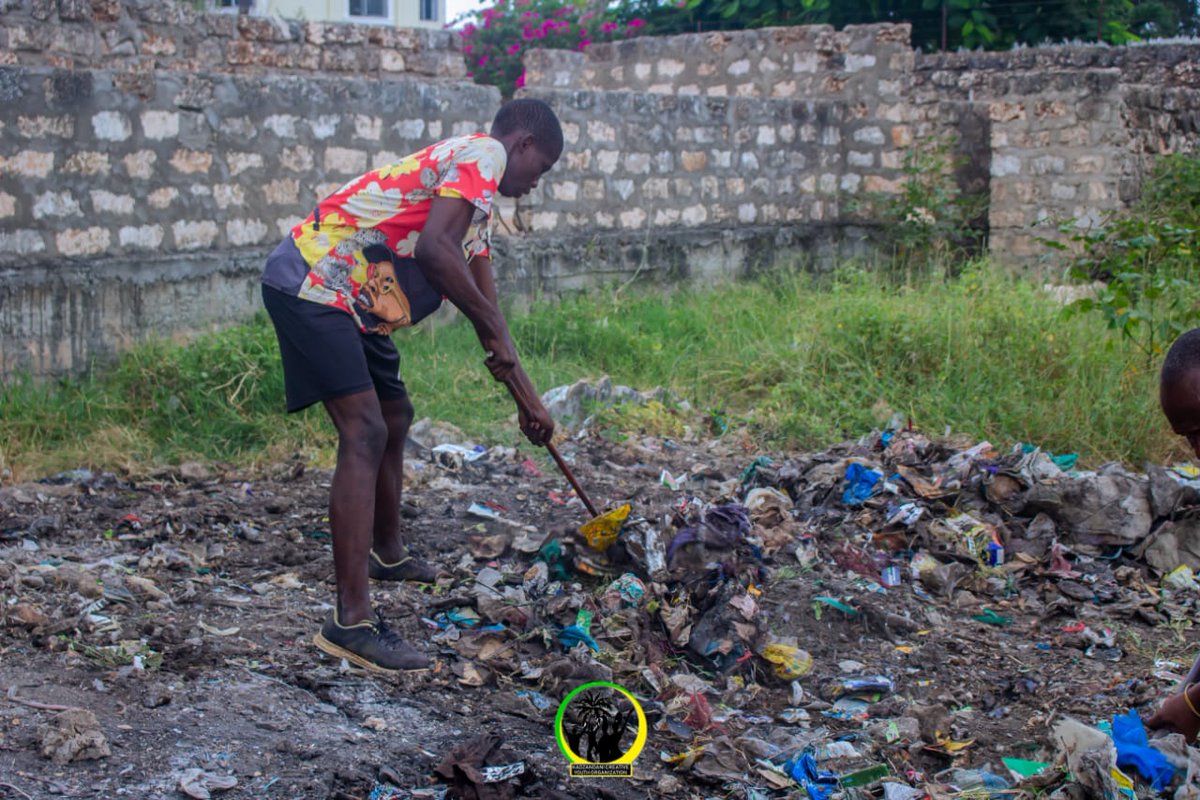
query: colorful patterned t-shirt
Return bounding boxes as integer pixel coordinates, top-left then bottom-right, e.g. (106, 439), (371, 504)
(262, 133), (506, 333)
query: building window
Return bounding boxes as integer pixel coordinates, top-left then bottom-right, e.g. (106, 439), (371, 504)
(419, 0), (437, 21)
(349, 0), (389, 19)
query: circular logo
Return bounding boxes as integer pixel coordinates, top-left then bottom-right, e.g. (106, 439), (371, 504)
(554, 681), (647, 777)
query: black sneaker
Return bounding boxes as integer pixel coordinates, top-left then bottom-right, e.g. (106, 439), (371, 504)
(312, 611), (430, 673)
(368, 548), (439, 583)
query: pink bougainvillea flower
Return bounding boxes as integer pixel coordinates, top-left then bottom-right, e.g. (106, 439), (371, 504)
(577, 38), (591, 49)
(463, 43), (474, 53)
(515, 70), (526, 88)
(478, 54), (489, 66)
(507, 42), (521, 54)
(627, 18), (646, 27)
(600, 21), (619, 32)
(554, 6), (569, 15)
(521, 10), (537, 17)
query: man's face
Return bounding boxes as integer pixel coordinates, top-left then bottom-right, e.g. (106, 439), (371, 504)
(1162, 369), (1200, 457)
(498, 134), (559, 199)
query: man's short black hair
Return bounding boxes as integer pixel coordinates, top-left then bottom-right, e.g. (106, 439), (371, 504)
(1162, 328), (1200, 386)
(491, 98), (563, 157)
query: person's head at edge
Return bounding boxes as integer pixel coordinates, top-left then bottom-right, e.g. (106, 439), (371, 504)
(490, 98), (563, 200)
(1161, 327), (1200, 458)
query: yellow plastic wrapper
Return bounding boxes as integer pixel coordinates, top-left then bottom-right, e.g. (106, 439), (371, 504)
(760, 643), (813, 679)
(578, 504), (631, 550)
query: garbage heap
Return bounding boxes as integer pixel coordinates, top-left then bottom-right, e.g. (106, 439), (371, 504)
(434, 425), (1200, 798)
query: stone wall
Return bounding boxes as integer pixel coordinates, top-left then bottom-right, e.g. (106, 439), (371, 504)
(0, 64), (498, 374)
(0, 0), (465, 78)
(523, 29), (1200, 262)
(5, 1), (1200, 379)
(912, 43), (1200, 258)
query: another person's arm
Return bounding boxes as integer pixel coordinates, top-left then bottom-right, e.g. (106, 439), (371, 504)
(415, 197), (553, 445)
(1147, 682), (1200, 742)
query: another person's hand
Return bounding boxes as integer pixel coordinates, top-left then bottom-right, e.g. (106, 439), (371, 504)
(1146, 687), (1200, 743)
(518, 398), (555, 446)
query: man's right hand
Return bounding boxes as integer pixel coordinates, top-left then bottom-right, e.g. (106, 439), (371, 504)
(518, 398), (555, 446)
(483, 342), (518, 384)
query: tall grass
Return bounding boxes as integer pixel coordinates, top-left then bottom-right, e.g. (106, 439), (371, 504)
(0, 262), (1181, 480)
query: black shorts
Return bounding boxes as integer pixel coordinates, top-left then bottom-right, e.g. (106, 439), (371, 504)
(261, 284), (408, 413)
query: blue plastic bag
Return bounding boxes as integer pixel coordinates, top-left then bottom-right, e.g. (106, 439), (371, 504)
(842, 463), (882, 506)
(1111, 709), (1174, 791)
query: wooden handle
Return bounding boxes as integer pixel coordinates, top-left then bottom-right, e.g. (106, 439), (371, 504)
(546, 442), (599, 518)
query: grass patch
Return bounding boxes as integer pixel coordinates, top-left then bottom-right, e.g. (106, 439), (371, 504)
(0, 261), (1186, 479)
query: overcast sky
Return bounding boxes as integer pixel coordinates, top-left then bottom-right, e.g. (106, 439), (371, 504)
(444, 0), (482, 26)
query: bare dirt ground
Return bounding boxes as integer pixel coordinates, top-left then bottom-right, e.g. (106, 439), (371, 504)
(0, 424), (1193, 800)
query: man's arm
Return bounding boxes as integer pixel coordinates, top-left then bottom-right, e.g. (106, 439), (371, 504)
(469, 254), (500, 308)
(415, 197), (553, 445)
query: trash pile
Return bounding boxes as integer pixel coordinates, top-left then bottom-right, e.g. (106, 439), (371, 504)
(2, 407), (1200, 798)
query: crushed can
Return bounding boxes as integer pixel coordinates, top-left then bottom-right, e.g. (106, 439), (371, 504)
(881, 566), (902, 587)
(987, 540), (1005, 566)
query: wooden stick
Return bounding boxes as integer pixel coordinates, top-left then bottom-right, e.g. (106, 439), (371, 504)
(546, 442), (599, 518)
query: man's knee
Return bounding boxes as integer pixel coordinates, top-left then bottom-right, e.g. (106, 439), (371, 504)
(382, 394), (414, 435)
(329, 398), (390, 462)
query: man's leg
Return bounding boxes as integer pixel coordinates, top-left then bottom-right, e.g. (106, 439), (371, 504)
(368, 394), (439, 582)
(370, 394), (414, 564)
(323, 389), (388, 625)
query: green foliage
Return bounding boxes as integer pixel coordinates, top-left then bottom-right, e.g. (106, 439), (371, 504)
(1055, 154), (1200, 365)
(852, 134), (986, 280)
(0, 264), (1181, 479)
(611, 0), (1197, 49)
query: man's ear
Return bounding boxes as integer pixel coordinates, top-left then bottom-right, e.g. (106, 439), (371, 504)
(519, 132), (537, 153)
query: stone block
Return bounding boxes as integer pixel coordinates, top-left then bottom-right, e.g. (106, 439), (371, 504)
(279, 145), (312, 173)
(170, 149), (211, 175)
(227, 152), (265, 176)
(380, 50), (406, 73)
(654, 208), (680, 226)
(118, 224), (163, 249)
(990, 155), (1021, 177)
(324, 147), (367, 175)
(4, 150), (55, 177)
(550, 182), (578, 202)
(32, 191), (82, 219)
(619, 208), (646, 229)
(681, 204), (708, 226)
(848, 150), (874, 167)
(531, 211), (559, 231)
(214, 184), (245, 209)
(263, 114), (299, 138)
(624, 152), (651, 174)
(595, 150), (619, 175)
(0, 229), (46, 256)
(148, 187), (178, 209)
(852, 126), (885, 145)
(172, 220), (219, 250)
(122, 150), (156, 180)
(17, 115), (74, 139)
(56, 226), (110, 256)
(0, 192), (15, 218)
(354, 115), (382, 141)
(90, 190), (134, 214)
(141, 110), (179, 140)
(587, 119), (616, 143)
(864, 175), (900, 194)
(262, 178), (300, 206)
(227, 218), (269, 246)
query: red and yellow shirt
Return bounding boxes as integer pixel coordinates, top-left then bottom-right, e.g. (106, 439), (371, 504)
(263, 133), (506, 331)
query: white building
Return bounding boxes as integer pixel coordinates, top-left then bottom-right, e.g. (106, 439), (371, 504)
(210, 0), (445, 30)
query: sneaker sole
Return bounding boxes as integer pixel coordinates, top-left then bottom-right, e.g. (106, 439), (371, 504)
(312, 632), (431, 674)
